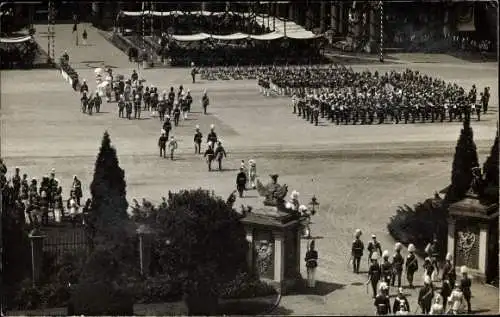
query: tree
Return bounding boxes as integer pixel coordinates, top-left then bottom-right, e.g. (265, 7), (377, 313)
(88, 131), (129, 235)
(71, 132), (137, 316)
(153, 189), (248, 315)
(445, 118), (479, 203)
(482, 131), (499, 202)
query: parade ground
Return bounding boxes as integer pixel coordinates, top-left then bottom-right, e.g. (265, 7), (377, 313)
(1, 24), (499, 315)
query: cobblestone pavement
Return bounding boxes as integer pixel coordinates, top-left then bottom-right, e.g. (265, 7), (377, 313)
(2, 25), (498, 315)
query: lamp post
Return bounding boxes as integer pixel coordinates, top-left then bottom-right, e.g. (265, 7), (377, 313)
(303, 195), (319, 239)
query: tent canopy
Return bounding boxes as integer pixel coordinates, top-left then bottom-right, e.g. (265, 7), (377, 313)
(0, 35), (32, 44)
(169, 31), (321, 42)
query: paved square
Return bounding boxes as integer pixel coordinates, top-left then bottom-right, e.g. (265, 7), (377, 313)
(1, 24), (498, 315)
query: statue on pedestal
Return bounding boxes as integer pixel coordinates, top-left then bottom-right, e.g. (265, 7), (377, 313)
(256, 174), (289, 210)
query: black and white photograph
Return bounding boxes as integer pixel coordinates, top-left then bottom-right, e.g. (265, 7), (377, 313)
(0, 1), (498, 315)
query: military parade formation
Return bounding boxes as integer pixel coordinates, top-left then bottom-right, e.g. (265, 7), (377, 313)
(352, 230), (473, 315)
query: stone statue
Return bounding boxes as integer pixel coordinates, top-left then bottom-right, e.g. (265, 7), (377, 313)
(256, 174), (288, 208)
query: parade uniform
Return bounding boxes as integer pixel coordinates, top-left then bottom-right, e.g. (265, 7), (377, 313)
(236, 168), (247, 197)
(204, 146), (215, 171)
(380, 251), (393, 288)
(367, 236), (382, 266)
(305, 240), (318, 288)
(193, 127), (203, 154)
(167, 137), (178, 160)
(447, 283), (464, 314)
(418, 276), (434, 314)
(367, 253), (381, 298)
(460, 266), (472, 313)
(374, 284), (391, 315)
(173, 106), (181, 126)
(248, 160), (257, 189)
(214, 143), (227, 171)
(207, 126), (218, 145)
(202, 92), (209, 115)
(392, 290), (410, 314)
(392, 244), (404, 288)
(351, 229), (364, 274)
(162, 119), (172, 139)
(405, 244), (418, 288)
(158, 133), (168, 158)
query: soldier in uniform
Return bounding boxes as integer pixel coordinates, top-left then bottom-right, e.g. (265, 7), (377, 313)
(367, 252), (381, 298)
(202, 89), (210, 115)
(236, 166), (247, 197)
(248, 159), (257, 189)
(162, 116), (172, 139)
(185, 90), (193, 113)
(158, 131), (167, 158)
(460, 265), (472, 313)
(134, 94), (141, 119)
(118, 95), (125, 118)
(167, 136), (178, 161)
(418, 275), (434, 314)
(447, 281), (464, 314)
(483, 87), (490, 114)
(442, 253), (456, 289)
(158, 96), (167, 121)
(214, 141), (227, 171)
(71, 175), (82, 205)
(392, 287), (410, 314)
(313, 104), (319, 126)
(173, 104), (181, 126)
(94, 93), (102, 113)
(20, 173), (29, 205)
(80, 79), (89, 94)
(48, 169), (59, 211)
(351, 229), (364, 274)
(28, 177), (38, 205)
(40, 190), (49, 225)
(143, 86), (151, 110)
(204, 142), (215, 171)
(207, 124), (218, 145)
(425, 238), (440, 275)
(391, 242), (404, 288)
(380, 250), (393, 292)
(440, 275), (453, 313)
(367, 234), (383, 266)
(81, 91), (89, 113)
(12, 167), (21, 199)
(193, 125), (203, 154)
(305, 240), (319, 288)
(374, 282), (391, 315)
(423, 257), (435, 284)
(405, 243), (418, 288)
(126, 98), (133, 119)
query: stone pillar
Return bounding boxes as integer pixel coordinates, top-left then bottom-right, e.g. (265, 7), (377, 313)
(320, 1), (326, 33)
(331, 3), (337, 34)
(447, 217), (456, 258)
(29, 229), (46, 287)
(137, 224), (153, 276)
(201, 2), (207, 12)
(288, 3), (293, 20)
(295, 228), (302, 277)
(478, 223), (489, 274)
(245, 228), (254, 273)
(338, 2), (344, 34)
(273, 231), (285, 284)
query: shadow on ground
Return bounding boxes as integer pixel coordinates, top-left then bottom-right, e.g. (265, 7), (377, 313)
(217, 295), (293, 316)
(288, 280), (345, 297)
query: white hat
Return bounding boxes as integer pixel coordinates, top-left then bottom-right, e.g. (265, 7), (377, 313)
(290, 190), (299, 200)
(195, 125), (200, 129)
(285, 201), (294, 209)
(298, 205), (308, 212)
(379, 282), (388, 292)
(425, 257), (431, 262)
(210, 124), (215, 129)
(248, 159), (255, 164)
(208, 141), (213, 147)
(394, 242), (402, 251)
(408, 244), (416, 252)
(191, 62), (195, 67)
(424, 275), (431, 285)
(371, 234), (376, 238)
(166, 115), (170, 119)
(51, 168), (55, 173)
(460, 265), (468, 274)
(382, 250), (389, 258)
(203, 89), (207, 94)
(161, 129), (166, 134)
(446, 253), (453, 261)
(355, 229), (362, 238)
(371, 252), (379, 260)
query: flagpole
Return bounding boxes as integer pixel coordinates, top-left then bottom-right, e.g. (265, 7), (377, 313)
(379, 0), (384, 63)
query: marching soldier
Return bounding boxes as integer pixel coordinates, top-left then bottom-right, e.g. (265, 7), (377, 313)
(158, 97), (167, 121)
(418, 276), (434, 314)
(126, 99), (133, 119)
(204, 142), (215, 171)
(202, 89), (209, 115)
(425, 238), (440, 275)
(405, 243), (418, 288)
(158, 131), (168, 158)
(71, 175), (82, 205)
(367, 252), (381, 298)
(12, 167), (21, 199)
(391, 243), (404, 288)
(134, 94), (141, 119)
(423, 257), (435, 284)
(313, 104), (319, 126)
(173, 105), (181, 126)
(28, 178), (38, 204)
(351, 229), (364, 274)
(207, 124), (218, 145)
(80, 79), (89, 94)
(214, 141), (227, 171)
(236, 166), (247, 197)
(392, 287), (410, 314)
(94, 93), (102, 113)
(167, 136), (178, 161)
(118, 95), (125, 118)
(193, 125), (203, 154)
(442, 253), (456, 288)
(185, 90), (193, 113)
(460, 265), (472, 313)
(374, 282), (391, 315)
(483, 86), (490, 114)
(380, 251), (393, 292)
(20, 173), (29, 204)
(81, 91), (89, 113)
(143, 86), (150, 110)
(440, 276), (453, 312)
(162, 116), (172, 139)
(367, 234), (383, 266)
(248, 159), (257, 189)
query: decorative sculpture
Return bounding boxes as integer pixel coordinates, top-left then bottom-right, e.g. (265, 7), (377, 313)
(256, 174), (289, 209)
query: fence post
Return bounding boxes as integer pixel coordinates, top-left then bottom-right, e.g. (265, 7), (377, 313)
(137, 224), (153, 277)
(29, 228), (46, 287)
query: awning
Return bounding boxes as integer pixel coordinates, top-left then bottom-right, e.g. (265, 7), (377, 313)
(0, 35), (32, 43)
(249, 32), (284, 41)
(211, 32), (249, 40)
(171, 33), (210, 42)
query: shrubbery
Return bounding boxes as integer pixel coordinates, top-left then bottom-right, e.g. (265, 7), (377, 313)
(220, 272), (277, 299)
